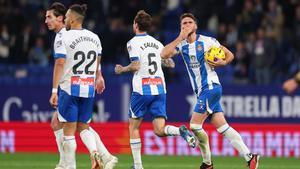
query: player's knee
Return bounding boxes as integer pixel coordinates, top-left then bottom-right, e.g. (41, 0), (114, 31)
(153, 127), (165, 137)
(190, 123), (203, 132)
(50, 118), (61, 131)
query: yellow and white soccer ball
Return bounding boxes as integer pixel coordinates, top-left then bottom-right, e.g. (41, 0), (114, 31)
(204, 46), (225, 63)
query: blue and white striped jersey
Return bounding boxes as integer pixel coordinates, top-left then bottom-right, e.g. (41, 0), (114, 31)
(176, 34), (221, 95)
(127, 34), (166, 95)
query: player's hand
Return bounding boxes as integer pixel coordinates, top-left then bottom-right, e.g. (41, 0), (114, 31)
(179, 26), (192, 40)
(49, 93), (58, 108)
(283, 78), (298, 94)
(206, 58), (227, 68)
(95, 76), (105, 94)
(162, 58), (175, 68)
(115, 64), (124, 74)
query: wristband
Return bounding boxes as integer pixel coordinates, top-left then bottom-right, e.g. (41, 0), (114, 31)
(52, 88), (58, 93)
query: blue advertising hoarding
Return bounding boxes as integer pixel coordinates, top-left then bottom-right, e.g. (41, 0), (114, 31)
(0, 83), (300, 123)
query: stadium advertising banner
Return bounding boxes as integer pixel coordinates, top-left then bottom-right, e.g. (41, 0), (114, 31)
(0, 84), (299, 123)
(0, 122), (299, 157)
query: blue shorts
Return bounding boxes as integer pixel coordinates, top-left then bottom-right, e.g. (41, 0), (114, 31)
(194, 84), (223, 114)
(57, 90), (94, 123)
(128, 92), (167, 119)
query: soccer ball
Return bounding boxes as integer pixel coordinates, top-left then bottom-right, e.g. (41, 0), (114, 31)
(204, 46), (225, 63)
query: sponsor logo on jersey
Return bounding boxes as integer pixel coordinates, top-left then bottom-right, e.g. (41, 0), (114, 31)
(71, 76), (94, 86)
(142, 77), (163, 85)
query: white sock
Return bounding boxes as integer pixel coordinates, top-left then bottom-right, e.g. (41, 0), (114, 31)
(190, 124), (212, 165)
(80, 129), (97, 154)
(130, 138), (142, 168)
(63, 136), (76, 169)
(164, 125), (180, 136)
(217, 124), (252, 161)
(54, 129), (65, 166)
(89, 127), (112, 162)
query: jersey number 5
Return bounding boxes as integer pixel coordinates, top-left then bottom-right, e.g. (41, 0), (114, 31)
(73, 51), (96, 75)
(148, 53), (158, 75)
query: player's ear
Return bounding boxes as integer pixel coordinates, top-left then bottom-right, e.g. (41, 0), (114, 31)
(57, 15), (64, 22)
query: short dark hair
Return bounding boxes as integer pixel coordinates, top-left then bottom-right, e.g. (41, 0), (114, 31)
(48, 2), (66, 17)
(69, 4), (87, 17)
(180, 13), (197, 23)
(134, 10), (152, 32)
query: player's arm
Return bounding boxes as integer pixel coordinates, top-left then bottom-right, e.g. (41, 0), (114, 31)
(115, 40), (141, 74)
(50, 58), (65, 108)
(95, 55), (105, 94)
(49, 33), (66, 108)
(115, 61), (140, 74)
(161, 26), (191, 59)
(161, 58), (175, 68)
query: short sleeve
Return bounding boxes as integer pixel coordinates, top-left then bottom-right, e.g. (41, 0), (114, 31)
(53, 33), (66, 59)
(127, 40), (140, 62)
(208, 37), (221, 48)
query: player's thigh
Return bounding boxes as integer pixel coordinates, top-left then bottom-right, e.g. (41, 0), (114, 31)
(190, 112), (209, 124)
(58, 90), (79, 123)
(78, 97), (94, 124)
(210, 112), (228, 128)
(128, 92), (151, 119)
(148, 94), (167, 119)
(51, 111), (63, 131)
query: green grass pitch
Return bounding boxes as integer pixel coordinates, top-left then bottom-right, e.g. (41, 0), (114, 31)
(0, 153), (299, 169)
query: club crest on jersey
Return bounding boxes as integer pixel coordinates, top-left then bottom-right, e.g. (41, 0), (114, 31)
(197, 44), (202, 51)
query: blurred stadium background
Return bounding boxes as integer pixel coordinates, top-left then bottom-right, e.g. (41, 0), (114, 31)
(0, 0), (300, 168)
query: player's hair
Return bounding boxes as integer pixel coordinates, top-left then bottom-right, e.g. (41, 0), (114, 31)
(48, 2), (66, 17)
(180, 13), (197, 23)
(69, 4), (87, 21)
(134, 10), (152, 32)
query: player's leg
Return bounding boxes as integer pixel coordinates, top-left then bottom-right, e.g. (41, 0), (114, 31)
(190, 112), (212, 167)
(151, 94), (180, 137)
(128, 93), (149, 169)
(211, 113), (259, 168)
(51, 111), (65, 169)
(189, 89), (214, 168)
(62, 122), (77, 169)
(57, 90), (79, 169)
(129, 118), (143, 169)
(77, 97), (102, 169)
(88, 127), (118, 169)
(150, 94), (195, 147)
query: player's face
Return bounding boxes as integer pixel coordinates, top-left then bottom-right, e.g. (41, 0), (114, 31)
(64, 10), (72, 30)
(45, 10), (58, 31)
(181, 17), (197, 35)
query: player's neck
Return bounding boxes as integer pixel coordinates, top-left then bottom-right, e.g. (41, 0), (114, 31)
(71, 23), (82, 30)
(136, 31), (147, 36)
(54, 24), (64, 33)
(187, 33), (197, 43)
